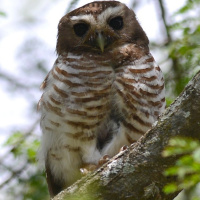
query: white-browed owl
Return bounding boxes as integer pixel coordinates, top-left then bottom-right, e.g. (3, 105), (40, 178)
(38, 1), (166, 197)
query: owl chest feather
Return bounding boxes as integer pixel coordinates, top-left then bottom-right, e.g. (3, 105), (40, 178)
(41, 53), (116, 140)
(40, 49), (165, 155)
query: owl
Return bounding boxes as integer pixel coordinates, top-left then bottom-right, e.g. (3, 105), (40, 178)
(38, 0), (165, 197)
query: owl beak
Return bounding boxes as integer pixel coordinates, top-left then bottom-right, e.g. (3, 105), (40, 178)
(96, 32), (105, 52)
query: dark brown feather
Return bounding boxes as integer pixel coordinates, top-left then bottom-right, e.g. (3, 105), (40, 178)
(45, 156), (64, 198)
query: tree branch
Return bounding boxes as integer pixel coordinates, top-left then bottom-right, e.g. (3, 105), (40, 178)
(53, 70), (200, 200)
(156, 0), (172, 43)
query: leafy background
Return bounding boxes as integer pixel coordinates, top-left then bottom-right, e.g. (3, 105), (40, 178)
(0, 0), (199, 199)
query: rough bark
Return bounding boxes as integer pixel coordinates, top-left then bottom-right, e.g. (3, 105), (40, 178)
(53, 71), (200, 200)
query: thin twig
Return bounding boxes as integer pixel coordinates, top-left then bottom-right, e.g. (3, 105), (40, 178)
(0, 165), (27, 189)
(156, 0), (172, 43)
(0, 119), (40, 165)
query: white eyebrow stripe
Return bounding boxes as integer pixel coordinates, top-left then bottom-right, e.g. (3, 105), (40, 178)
(70, 5), (124, 27)
(97, 5), (124, 23)
(70, 14), (96, 24)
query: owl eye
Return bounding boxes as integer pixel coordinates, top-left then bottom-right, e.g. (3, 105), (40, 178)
(109, 16), (123, 30)
(73, 23), (89, 37)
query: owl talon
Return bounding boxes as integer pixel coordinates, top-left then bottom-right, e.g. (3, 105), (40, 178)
(80, 168), (89, 176)
(80, 155), (110, 175)
(98, 154), (110, 166)
(119, 145), (128, 152)
(80, 163), (98, 175)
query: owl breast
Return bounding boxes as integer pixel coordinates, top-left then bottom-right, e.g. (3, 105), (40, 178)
(47, 53), (114, 127)
(40, 51), (116, 164)
(40, 44), (165, 161)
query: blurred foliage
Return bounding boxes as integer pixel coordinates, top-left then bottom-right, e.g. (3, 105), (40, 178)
(161, 0), (200, 105)
(67, 0), (80, 12)
(0, 11), (6, 17)
(2, 129), (48, 200)
(0, 0), (200, 199)
(163, 137), (200, 200)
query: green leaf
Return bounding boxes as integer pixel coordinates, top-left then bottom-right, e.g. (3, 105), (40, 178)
(163, 183), (178, 194)
(163, 136), (200, 196)
(164, 166), (179, 176)
(193, 148), (200, 162)
(4, 132), (23, 146)
(163, 137), (200, 157)
(27, 140), (40, 162)
(0, 11), (6, 17)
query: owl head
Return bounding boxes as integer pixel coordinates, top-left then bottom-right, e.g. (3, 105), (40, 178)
(56, 1), (149, 55)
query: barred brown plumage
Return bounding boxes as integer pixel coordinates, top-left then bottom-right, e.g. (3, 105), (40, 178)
(38, 1), (166, 197)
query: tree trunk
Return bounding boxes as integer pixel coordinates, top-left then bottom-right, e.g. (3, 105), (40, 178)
(53, 71), (200, 200)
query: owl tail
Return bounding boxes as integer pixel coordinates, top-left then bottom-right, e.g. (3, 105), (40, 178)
(45, 157), (64, 197)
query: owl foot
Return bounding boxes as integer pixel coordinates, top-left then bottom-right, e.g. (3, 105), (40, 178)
(80, 155), (110, 175)
(98, 154), (110, 166)
(119, 145), (128, 152)
(80, 164), (97, 175)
